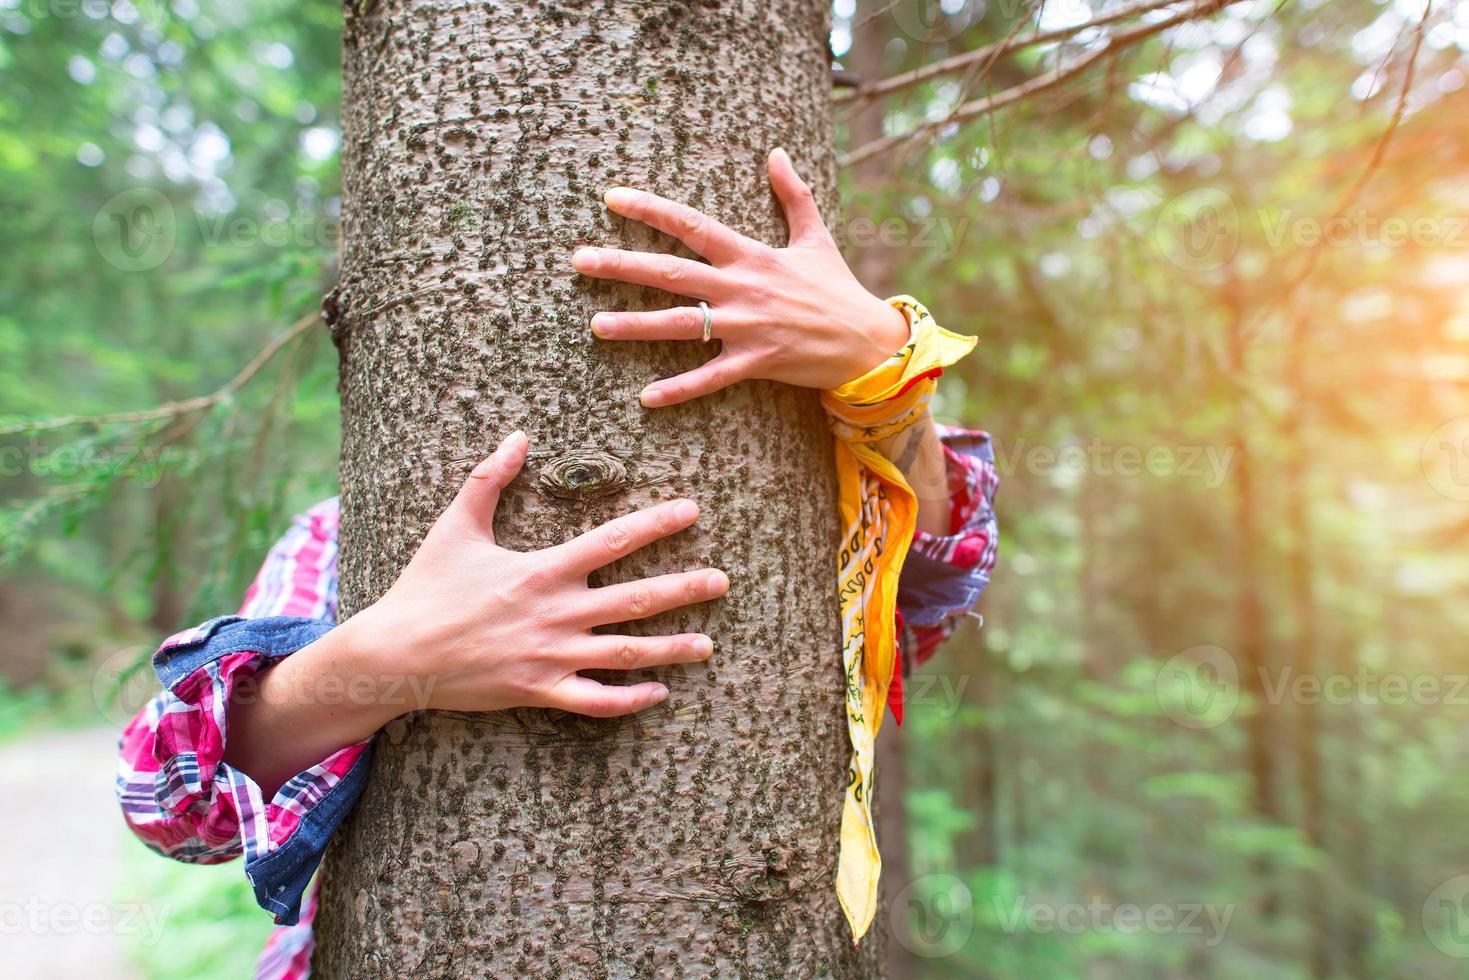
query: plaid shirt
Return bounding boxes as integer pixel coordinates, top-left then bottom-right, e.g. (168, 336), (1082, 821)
(115, 426), (998, 979)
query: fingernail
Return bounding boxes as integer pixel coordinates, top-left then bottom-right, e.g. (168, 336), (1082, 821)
(772, 146), (788, 162)
(591, 313), (612, 336)
(474, 431), (524, 475)
(673, 499), (699, 522)
(707, 570), (729, 595)
(650, 684), (669, 704)
(604, 187), (635, 208)
(694, 635), (714, 657)
(572, 247), (596, 270)
(641, 386), (665, 407)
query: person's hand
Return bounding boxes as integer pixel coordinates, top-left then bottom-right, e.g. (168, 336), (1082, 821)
(343, 430), (727, 718)
(572, 147), (911, 407)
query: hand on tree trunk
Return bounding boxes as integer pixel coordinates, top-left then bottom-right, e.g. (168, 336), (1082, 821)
(577, 148), (911, 405)
(224, 431), (727, 797)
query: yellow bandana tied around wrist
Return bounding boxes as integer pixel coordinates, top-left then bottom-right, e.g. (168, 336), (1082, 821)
(820, 296), (977, 943)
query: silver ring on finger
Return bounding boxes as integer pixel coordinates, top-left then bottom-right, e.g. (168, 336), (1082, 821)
(699, 301), (713, 343)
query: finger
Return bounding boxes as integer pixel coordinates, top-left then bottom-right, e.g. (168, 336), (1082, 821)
(591, 306), (752, 342)
(768, 147), (830, 247)
(556, 499), (701, 574)
(603, 187), (746, 265)
(447, 430), (529, 540)
(572, 247), (729, 300)
(572, 633), (714, 671)
(640, 352), (753, 408)
(544, 675), (668, 718)
(583, 568), (730, 626)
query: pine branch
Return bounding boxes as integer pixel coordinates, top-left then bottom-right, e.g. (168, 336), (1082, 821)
(838, 0), (1237, 170)
(836, 0), (1188, 109)
(0, 311), (321, 436)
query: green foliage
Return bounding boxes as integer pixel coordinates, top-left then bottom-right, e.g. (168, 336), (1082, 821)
(116, 834), (275, 980)
(841, 1), (1469, 976)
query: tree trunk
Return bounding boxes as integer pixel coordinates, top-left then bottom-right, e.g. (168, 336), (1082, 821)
(315, 1), (881, 976)
(1283, 309), (1331, 978)
(1224, 280), (1283, 919)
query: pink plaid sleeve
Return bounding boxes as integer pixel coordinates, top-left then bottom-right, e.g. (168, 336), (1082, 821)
(115, 499), (365, 868)
(901, 426), (1000, 666)
(239, 499), (341, 620)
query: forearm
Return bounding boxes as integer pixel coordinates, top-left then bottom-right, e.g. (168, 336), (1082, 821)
(223, 620), (403, 798)
(874, 407), (949, 537)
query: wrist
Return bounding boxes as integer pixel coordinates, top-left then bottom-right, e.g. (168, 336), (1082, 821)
(845, 297), (912, 383)
(266, 615), (409, 737)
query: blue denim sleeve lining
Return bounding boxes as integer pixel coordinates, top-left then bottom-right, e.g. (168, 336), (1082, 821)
(152, 615), (375, 926)
(895, 432), (997, 629)
(897, 547), (987, 629)
(248, 746), (374, 924)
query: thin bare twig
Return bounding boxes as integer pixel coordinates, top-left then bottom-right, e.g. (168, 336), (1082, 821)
(837, 0), (1191, 108)
(839, 0), (1235, 169)
(1240, 0), (1431, 344)
(0, 311), (321, 436)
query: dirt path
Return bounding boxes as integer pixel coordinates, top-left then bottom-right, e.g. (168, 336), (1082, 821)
(0, 727), (140, 979)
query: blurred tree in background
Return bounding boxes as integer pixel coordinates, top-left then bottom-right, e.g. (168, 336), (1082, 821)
(4, 0), (1469, 977)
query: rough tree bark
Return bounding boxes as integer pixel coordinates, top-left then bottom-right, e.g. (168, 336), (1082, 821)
(315, 0), (882, 976)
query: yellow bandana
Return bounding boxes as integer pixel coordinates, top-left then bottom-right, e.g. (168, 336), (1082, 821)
(820, 296), (978, 942)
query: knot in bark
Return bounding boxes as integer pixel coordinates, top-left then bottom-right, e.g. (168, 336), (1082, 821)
(721, 847), (801, 904)
(537, 450), (630, 500)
